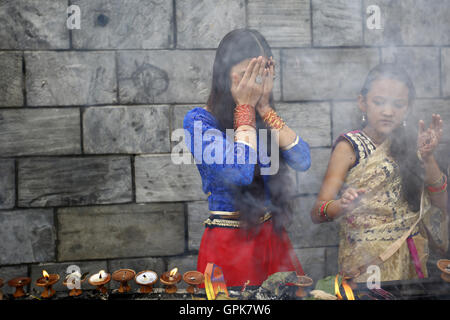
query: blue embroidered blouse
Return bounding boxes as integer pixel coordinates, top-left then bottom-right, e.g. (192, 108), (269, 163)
(183, 107), (311, 212)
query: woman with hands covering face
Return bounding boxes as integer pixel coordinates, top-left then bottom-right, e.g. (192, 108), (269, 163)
(183, 29), (311, 287)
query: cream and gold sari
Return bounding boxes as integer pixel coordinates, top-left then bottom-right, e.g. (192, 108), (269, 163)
(336, 131), (448, 282)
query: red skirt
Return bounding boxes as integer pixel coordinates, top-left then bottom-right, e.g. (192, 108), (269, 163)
(197, 219), (304, 288)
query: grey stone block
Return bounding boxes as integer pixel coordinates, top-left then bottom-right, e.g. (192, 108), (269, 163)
(187, 201), (209, 251)
(25, 51), (116, 106)
(332, 101), (362, 142)
(176, 0), (245, 49)
(57, 203), (185, 261)
(0, 0), (69, 49)
(0, 265), (28, 295)
(297, 148), (332, 195)
(413, 99), (450, 144)
(293, 247), (326, 282)
(18, 156), (132, 207)
(0, 159), (15, 209)
(282, 48), (379, 101)
(0, 209), (55, 265)
(287, 195), (339, 248)
(441, 48), (450, 97)
(364, 0), (450, 46)
(276, 102), (331, 147)
(108, 257), (165, 290)
(0, 52), (23, 107)
(72, 0), (173, 49)
(312, 0), (363, 46)
(173, 105), (199, 132)
(135, 154), (208, 202)
(325, 246), (339, 276)
(0, 108), (81, 156)
(382, 47), (440, 98)
(30, 261), (108, 292)
(271, 49), (282, 102)
(247, 0), (311, 48)
(118, 50), (215, 104)
(166, 255), (199, 289)
(83, 105), (170, 154)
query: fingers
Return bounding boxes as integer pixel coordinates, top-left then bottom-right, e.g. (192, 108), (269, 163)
(342, 188), (366, 203)
(418, 120), (425, 134)
(249, 56), (264, 84)
(231, 72), (239, 91)
(241, 57), (258, 84)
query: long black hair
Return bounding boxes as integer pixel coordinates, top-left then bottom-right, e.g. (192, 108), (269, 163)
(207, 29), (296, 233)
(360, 63), (423, 212)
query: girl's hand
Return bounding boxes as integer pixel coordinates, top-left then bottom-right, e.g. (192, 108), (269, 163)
(231, 56), (265, 108)
(418, 114), (443, 162)
(339, 188), (366, 212)
(256, 56), (275, 117)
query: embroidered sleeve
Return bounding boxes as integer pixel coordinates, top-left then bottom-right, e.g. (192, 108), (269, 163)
(183, 108), (257, 186)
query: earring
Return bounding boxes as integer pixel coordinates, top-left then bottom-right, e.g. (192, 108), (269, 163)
(362, 114), (366, 123)
(403, 120), (406, 127)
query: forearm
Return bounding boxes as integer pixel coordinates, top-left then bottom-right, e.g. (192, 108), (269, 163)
(423, 155), (448, 213)
(259, 105), (297, 148)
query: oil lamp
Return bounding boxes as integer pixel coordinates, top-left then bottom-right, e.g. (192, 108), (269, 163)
(63, 271), (88, 297)
(182, 271), (204, 294)
(36, 270), (60, 298)
(88, 270), (111, 294)
(112, 269), (136, 293)
(135, 270), (158, 293)
(7, 277), (31, 298)
(294, 275), (313, 298)
(437, 259), (450, 282)
(160, 267), (181, 293)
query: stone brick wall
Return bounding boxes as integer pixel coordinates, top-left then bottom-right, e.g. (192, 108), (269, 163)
(1, 0), (449, 292)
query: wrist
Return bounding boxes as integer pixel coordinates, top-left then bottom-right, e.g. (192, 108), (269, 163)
(234, 104), (256, 129)
(258, 104), (272, 118)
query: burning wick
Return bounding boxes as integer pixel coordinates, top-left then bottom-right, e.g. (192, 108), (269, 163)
(90, 270), (107, 283)
(43, 270), (50, 282)
(169, 268), (178, 281)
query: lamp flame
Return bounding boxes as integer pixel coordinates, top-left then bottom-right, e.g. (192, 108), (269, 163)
(342, 281), (355, 300)
(169, 268), (178, 277)
(335, 274), (342, 300)
(335, 274), (355, 300)
(43, 270), (49, 280)
(99, 270), (106, 279)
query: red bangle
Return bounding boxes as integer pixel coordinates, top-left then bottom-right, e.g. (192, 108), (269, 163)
(318, 200), (334, 222)
(427, 175), (448, 193)
(234, 104), (256, 130)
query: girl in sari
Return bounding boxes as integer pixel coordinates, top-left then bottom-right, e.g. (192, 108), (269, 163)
(183, 29), (311, 287)
(311, 63), (448, 282)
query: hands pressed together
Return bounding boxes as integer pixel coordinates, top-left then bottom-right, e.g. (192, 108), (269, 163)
(230, 55), (275, 117)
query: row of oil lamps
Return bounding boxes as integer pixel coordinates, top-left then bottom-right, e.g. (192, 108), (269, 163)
(0, 267), (204, 299)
